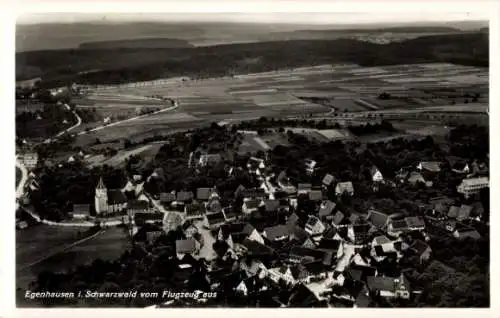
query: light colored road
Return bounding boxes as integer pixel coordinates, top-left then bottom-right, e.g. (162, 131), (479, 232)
(335, 243), (355, 272)
(77, 104), (179, 136)
(15, 159), (29, 210)
(55, 103), (82, 138)
(22, 206), (123, 228)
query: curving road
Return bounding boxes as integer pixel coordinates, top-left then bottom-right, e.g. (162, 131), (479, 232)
(55, 103), (82, 138)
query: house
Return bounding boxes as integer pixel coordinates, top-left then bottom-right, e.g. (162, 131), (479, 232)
(322, 173), (336, 187)
(128, 200), (154, 216)
(305, 216), (326, 236)
(242, 199), (263, 215)
(387, 219), (409, 236)
(370, 165), (384, 182)
(183, 222), (199, 238)
(70, 204), (91, 219)
(417, 161), (442, 173)
(409, 240), (432, 264)
(159, 192), (176, 206)
(234, 184), (246, 198)
(176, 191), (194, 204)
(309, 190), (323, 202)
(370, 236), (399, 261)
(335, 181), (354, 196)
(196, 187), (215, 201)
(316, 238), (344, 260)
(262, 224), (292, 242)
(405, 216), (426, 231)
(204, 211), (226, 230)
(407, 172), (432, 187)
(16, 220), (28, 230)
(348, 223), (372, 245)
(222, 205), (238, 222)
(332, 211), (347, 228)
(297, 183), (312, 195)
(218, 222), (264, 248)
(366, 274), (410, 299)
(264, 200), (280, 213)
(175, 238), (200, 258)
(366, 209), (391, 230)
(206, 196), (222, 213)
(184, 200), (206, 220)
(287, 283), (324, 307)
(240, 238), (275, 258)
(239, 259), (268, 278)
(242, 188), (266, 200)
(453, 227), (482, 240)
(457, 177), (489, 199)
(20, 152), (39, 169)
(198, 154), (222, 167)
(318, 200), (336, 220)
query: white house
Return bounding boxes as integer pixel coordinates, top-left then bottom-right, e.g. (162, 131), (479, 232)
(370, 166), (384, 183)
(457, 177), (489, 199)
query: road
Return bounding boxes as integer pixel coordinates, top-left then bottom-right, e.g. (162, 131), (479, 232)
(335, 243), (356, 272)
(21, 206), (123, 228)
(16, 159), (29, 210)
(54, 104), (82, 138)
(77, 103), (179, 136)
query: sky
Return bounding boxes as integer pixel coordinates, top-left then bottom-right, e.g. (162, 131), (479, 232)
(17, 12), (488, 25)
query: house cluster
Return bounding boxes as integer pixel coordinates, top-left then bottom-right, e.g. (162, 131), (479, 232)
(140, 155), (474, 307)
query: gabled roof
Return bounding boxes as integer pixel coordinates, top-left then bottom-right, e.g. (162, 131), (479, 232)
(302, 261), (325, 275)
(309, 190), (323, 201)
(160, 192), (176, 203)
(206, 211), (226, 225)
(418, 161), (442, 172)
(390, 219), (408, 231)
(316, 238), (341, 251)
(220, 222), (255, 240)
(175, 238), (197, 254)
(319, 200), (336, 217)
(286, 213), (300, 227)
(373, 235), (391, 245)
(185, 201), (205, 216)
(370, 165), (381, 177)
(405, 216), (425, 228)
(410, 239), (430, 255)
(196, 187), (214, 200)
(322, 173), (335, 186)
(332, 210), (345, 225)
(264, 200), (280, 212)
(336, 181), (354, 193)
(128, 200), (149, 210)
(408, 172), (426, 184)
(298, 183), (312, 191)
(306, 216), (321, 228)
(264, 224), (291, 241)
(234, 184), (246, 197)
(367, 209), (390, 229)
(366, 276), (396, 292)
(177, 191), (194, 202)
(458, 205), (473, 220)
(448, 206), (460, 218)
(242, 238), (274, 256)
(244, 199), (262, 210)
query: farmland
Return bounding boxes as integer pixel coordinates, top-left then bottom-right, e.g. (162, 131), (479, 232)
(72, 62), (487, 147)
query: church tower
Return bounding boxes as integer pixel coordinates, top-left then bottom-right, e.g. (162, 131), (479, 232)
(95, 177), (108, 214)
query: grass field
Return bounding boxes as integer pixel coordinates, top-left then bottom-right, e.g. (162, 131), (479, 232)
(74, 62), (488, 146)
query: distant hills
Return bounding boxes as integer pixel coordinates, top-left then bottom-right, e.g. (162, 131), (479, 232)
(16, 21), (488, 52)
(16, 31), (488, 86)
(79, 38), (193, 49)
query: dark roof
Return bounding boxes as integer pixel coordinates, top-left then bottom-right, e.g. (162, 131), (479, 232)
(319, 200), (336, 217)
(222, 205), (238, 219)
(322, 173), (335, 186)
(332, 211), (345, 225)
(264, 200), (280, 212)
(160, 192), (176, 203)
(244, 199), (261, 210)
(302, 261), (325, 275)
(366, 276), (396, 292)
(175, 238), (197, 254)
(288, 284), (323, 307)
(185, 201), (205, 216)
(206, 211), (226, 225)
(309, 190), (323, 201)
(274, 191), (289, 199)
(290, 246), (326, 261)
(410, 240), (430, 255)
(207, 197), (222, 213)
(242, 238), (274, 256)
(196, 187), (214, 200)
(367, 209), (390, 229)
(405, 216), (425, 228)
(370, 165), (381, 177)
(264, 224), (291, 241)
(455, 227), (481, 239)
(134, 212), (163, 222)
(448, 206), (460, 218)
(408, 172), (426, 184)
(128, 200), (149, 211)
(177, 191), (194, 202)
(220, 222), (254, 240)
(286, 213), (300, 227)
(390, 219), (408, 231)
(316, 238), (341, 251)
(298, 183), (312, 191)
(108, 189), (127, 204)
(242, 188), (266, 198)
(458, 205), (473, 220)
(234, 184), (246, 197)
(306, 216), (321, 228)
(355, 286), (372, 307)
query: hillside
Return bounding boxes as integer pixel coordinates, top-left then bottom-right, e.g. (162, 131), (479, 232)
(16, 32), (488, 86)
(79, 38), (194, 49)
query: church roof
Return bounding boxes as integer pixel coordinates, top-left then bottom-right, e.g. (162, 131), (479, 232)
(96, 177), (106, 189)
(108, 189), (127, 204)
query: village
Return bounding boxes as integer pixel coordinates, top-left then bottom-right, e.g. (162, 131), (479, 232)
(15, 121), (489, 307)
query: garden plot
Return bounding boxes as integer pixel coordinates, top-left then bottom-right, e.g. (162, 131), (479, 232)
(329, 98), (371, 112)
(317, 129), (352, 140)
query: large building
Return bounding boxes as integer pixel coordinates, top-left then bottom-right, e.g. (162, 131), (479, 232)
(457, 177), (489, 199)
(19, 152), (38, 170)
(95, 177), (127, 215)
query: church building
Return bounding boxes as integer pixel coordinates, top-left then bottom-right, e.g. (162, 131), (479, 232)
(95, 177), (128, 215)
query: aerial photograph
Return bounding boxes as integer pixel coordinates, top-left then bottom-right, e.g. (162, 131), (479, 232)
(15, 12), (489, 308)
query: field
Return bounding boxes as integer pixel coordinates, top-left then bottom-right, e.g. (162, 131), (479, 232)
(73, 62), (488, 146)
(87, 142), (166, 168)
(17, 226), (129, 292)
